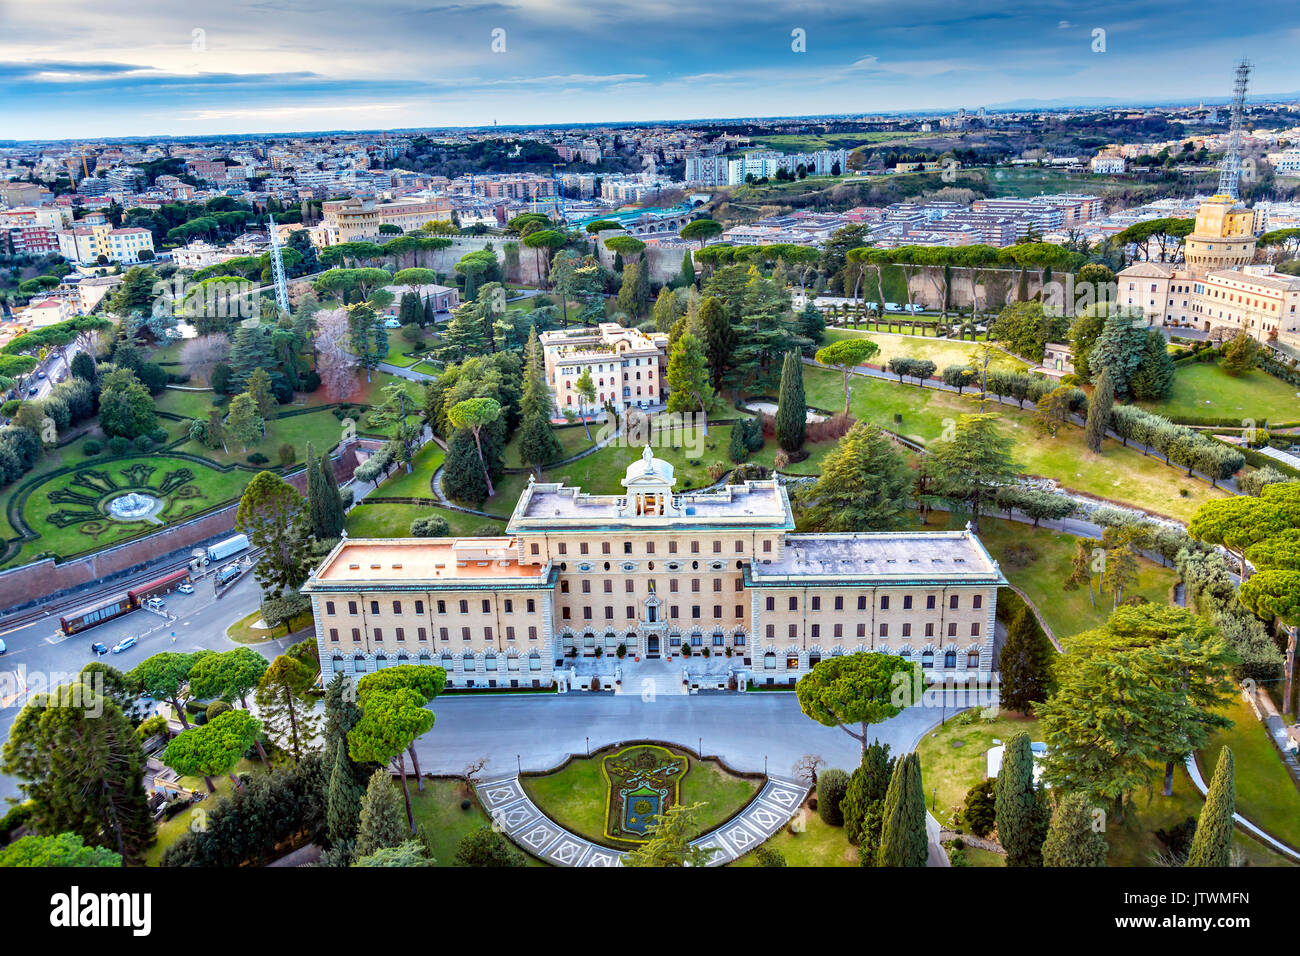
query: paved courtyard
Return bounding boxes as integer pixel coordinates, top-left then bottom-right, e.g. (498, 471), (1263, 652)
(416, 687), (984, 780)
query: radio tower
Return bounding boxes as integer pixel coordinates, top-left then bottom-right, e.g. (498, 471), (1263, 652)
(267, 216), (291, 315)
(1218, 59), (1252, 199)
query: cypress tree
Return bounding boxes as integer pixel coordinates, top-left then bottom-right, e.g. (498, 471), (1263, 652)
(1041, 793), (1108, 866)
(443, 429), (490, 506)
(326, 738), (364, 848)
(319, 452), (344, 536)
(995, 732), (1049, 866)
(355, 768), (408, 859)
(305, 442), (330, 540)
(1084, 368), (1114, 454)
(518, 328), (562, 475)
(997, 605), (1056, 714)
(816, 768), (850, 826)
(843, 740), (895, 847)
(677, 250), (695, 289)
(1186, 747), (1235, 867)
(728, 423), (749, 464)
(877, 752), (927, 867)
(775, 350), (806, 453)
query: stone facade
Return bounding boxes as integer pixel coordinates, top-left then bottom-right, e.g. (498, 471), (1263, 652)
(303, 447), (1008, 690)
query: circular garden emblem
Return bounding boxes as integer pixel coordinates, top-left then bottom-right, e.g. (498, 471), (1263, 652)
(602, 744), (688, 843)
(45, 462), (200, 532)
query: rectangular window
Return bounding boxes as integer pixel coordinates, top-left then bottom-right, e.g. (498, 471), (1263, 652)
(437, 600), (446, 615)
(604, 607), (614, 619)
(646, 541), (655, 554)
(691, 605), (700, 619)
(395, 627), (405, 642)
(971, 623), (981, 636)
(856, 623), (865, 638)
(880, 596), (890, 610)
(352, 628), (361, 642)
(558, 543), (567, 555)
(602, 542), (611, 554)
(627, 606), (636, 619)
(440, 627), (449, 641)
(459, 600), (468, 614)
(669, 541), (678, 554)
(671, 606), (679, 619)
(735, 540), (743, 553)
(670, 580), (679, 593)
(561, 581), (569, 593)
(834, 596), (843, 611)
(811, 623), (820, 638)
(626, 580), (635, 593)
(713, 605), (722, 619)
(691, 579), (700, 593)
(417, 627), (427, 642)
(530, 543), (539, 555)
(506, 626), (515, 641)
(528, 626), (537, 641)
(326, 601), (336, 616)
(735, 605), (744, 619)
(948, 622), (958, 637)
(392, 600), (402, 615)
(926, 595), (936, 610)
(857, 596), (867, 611)
(329, 628), (339, 642)
(373, 628), (383, 642)
(950, 595), (959, 610)
(902, 623), (911, 637)
(765, 596), (775, 611)
(811, 596), (821, 611)
(903, 595), (912, 610)
(691, 541), (700, 554)
(762, 540), (772, 553)
(370, 601), (380, 615)
(925, 623), (934, 637)
(527, 599), (535, 613)
(504, 599), (513, 613)
(712, 540), (721, 553)
(788, 597), (798, 611)
(973, 594), (983, 609)
(604, 581), (613, 593)
(582, 580), (591, 594)
(788, 624), (797, 638)
(484, 626), (493, 641)
(462, 627), (471, 641)
(766, 624), (775, 639)
(415, 600), (424, 615)
(879, 623), (888, 637)
(481, 600), (490, 614)
(624, 542), (632, 554)
(580, 542), (589, 555)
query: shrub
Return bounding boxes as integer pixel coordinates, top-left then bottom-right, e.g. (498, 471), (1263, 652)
(755, 846), (787, 866)
(707, 460), (730, 482)
(960, 779), (997, 837)
(133, 434), (152, 453)
(817, 768), (851, 826)
(410, 515), (451, 537)
(107, 435), (130, 455)
(277, 442), (296, 467)
(82, 439), (102, 456)
(247, 452), (269, 465)
(205, 700), (232, 722)
(149, 427), (169, 444)
(774, 449), (790, 470)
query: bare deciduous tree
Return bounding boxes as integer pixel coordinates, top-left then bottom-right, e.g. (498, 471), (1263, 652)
(314, 307), (359, 400)
(179, 333), (231, 384)
(793, 753), (825, 789)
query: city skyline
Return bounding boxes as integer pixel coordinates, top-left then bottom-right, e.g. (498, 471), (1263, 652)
(3, 0), (1300, 139)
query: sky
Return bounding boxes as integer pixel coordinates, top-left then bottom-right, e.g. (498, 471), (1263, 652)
(2, 0), (1299, 140)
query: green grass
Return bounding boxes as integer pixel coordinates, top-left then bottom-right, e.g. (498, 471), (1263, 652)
(174, 406), (351, 467)
(1197, 694), (1300, 854)
(14, 455), (252, 564)
(155, 387), (219, 420)
(917, 712), (1042, 828)
(503, 424), (597, 468)
(521, 746), (760, 851)
(344, 501), (504, 538)
(820, 328), (1027, 374)
(1143, 361), (1300, 425)
(972, 517), (1178, 642)
(541, 422), (735, 495)
(226, 607), (313, 643)
(404, 778), (540, 866)
(144, 758), (260, 866)
(798, 366), (1228, 521)
(368, 442), (444, 498)
(733, 808), (860, 866)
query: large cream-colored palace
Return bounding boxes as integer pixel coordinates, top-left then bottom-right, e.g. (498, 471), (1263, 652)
(303, 447), (1007, 691)
(1119, 193), (1300, 351)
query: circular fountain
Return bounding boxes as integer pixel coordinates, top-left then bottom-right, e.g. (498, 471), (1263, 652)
(106, 492), (162, 521)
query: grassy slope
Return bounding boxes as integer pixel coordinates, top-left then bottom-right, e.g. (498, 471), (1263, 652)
(1143, 361), (1300, 425)
(820, 328), (1028, 373)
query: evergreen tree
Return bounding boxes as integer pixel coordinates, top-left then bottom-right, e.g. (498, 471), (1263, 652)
(326, 738), (364, 850)
(254, 654), (321, 763)
(442, 428), (491, 506)
(995, 732), (1049, 866)
(799, 422), (913, 531)
(1129, 328), (1176, 400)
(728, 422), (749, 464)
(1041, 793), (1108, 867)
(1085, 368), (1114, 453)
(677, 249), (695, 288)
(518, 328), (561, 475)
(877, 752), (927, 867)
(698, 295), (735, 390)
(235, 470), (312, 595)
(665, 332), (715, 432)
(928, 413), (1018, 529)
(454, 826), (529, 867)
(354, 769), (408, 859)
(398, 291), (423, 326)
(229, 323), (274, 390)
(997, 605), (1056, 714)
(225, 392), (263, 452)
(1186, 747), (1235, 867)
(653, 286), (681, 333)
(1088, 310), (1148, 398)
(775, 350), (806, 452)
(246, 366), (277, 421)
(617, 262), (642, 319)
(843, 740), (895, 849)
(305, 442), (330, 539)
(1, 683), (154, 865)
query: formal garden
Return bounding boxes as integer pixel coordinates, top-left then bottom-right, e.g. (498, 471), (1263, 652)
(520, 743), (761, 852)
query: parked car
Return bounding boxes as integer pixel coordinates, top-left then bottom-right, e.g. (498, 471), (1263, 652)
(0, 638), (6, 655)
(36, 370), (45, 379)
(111, 636), (137, 654)
(176, 582), (194, 595)
(143, 597), (165, 611)
(91, 642), (108, 656)
(27, 386), (39, 396)
(383, 317), (401, 329)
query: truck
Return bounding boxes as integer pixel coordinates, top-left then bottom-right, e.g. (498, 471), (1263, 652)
(215, 563), (242, 586)
(204, 534), (250, 565)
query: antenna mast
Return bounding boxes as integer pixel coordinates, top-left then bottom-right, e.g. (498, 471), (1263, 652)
(267, 216), (291, 315)
(1218, 59), (1252, 199)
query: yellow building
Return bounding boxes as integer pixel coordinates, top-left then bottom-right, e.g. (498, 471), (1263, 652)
(302, 447), (1007, 691)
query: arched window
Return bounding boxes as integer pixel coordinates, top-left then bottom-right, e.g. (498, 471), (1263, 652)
(808, 651), (822, 668)
(944, 649), (957, 668)
(764, 652), (776, 670)
(968, 649), (980, 668)
(921, 650), (934, 670)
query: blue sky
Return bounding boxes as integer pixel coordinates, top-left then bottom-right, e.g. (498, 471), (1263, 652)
(2, 0), (1298, 139)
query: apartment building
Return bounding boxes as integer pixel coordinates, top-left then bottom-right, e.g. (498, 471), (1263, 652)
(303, 447), (1006, 689)
(56, 223), (154, 264)
(540, 323), (667, 418)
(320, 195), (452, 244)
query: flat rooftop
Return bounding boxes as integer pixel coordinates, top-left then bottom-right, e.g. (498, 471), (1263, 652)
(304, 538), (550, 591)
(508, 480), (793, 532)
(747, 531), (1005, 585)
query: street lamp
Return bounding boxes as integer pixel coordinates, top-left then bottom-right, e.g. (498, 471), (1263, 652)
(698, 736), (702, 757)
(586, 736), (590, 757)
(516, 754), (521, 774)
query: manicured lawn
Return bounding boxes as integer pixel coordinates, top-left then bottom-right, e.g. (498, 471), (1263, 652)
(175, 406), (353, 467)
(156, 387), (219, 420)
(144, 758), (261, 866)
(820, 328), (1027, 373)
(799, 367), (1228, 521)
(915, 709), (1292, 866)
(916, 711), (1041, 829)
(733, 807), (860, 866)
(15, 455), (252, 563)
(1143, 361), (1300, 425)
(971, 517), (1178, 642)
(344, 501), (504, 538)
(540, 422), (735, 495)
(1197, 694), (1300, 854)
(503, 424), (597, 468)
(226, 607), (313, 643)
(368, 442), (444, 499)
(404, 778), (542, 866)
(521, 746), (760, 851)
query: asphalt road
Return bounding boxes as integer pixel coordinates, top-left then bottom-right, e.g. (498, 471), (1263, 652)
(0, 570), (294, 802)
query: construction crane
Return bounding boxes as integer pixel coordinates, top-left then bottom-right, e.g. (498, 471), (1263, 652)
(552, 163), (567, 222)
(1218, 59), (1252, 200)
